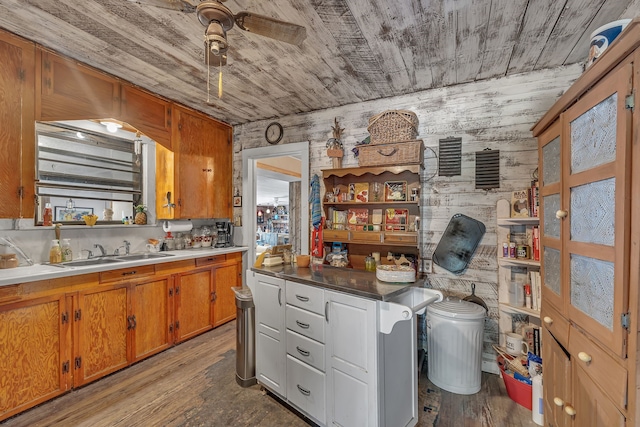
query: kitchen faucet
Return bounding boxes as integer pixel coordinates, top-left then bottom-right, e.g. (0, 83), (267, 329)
(114, 240), (131, 256)
(94, 244), (107, 257)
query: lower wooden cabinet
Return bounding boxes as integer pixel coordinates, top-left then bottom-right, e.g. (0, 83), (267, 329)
(0, 253), (241, 422)
(74, 283), (130, 386)
(0, 294), (71, 421)
(131, 276), (174, 362)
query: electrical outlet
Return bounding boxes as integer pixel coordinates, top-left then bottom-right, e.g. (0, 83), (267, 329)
(422, 259), (433, 274)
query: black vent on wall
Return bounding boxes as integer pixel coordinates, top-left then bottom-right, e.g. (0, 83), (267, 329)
(438, 137), (462, 176)
(475, 149), (500, 189)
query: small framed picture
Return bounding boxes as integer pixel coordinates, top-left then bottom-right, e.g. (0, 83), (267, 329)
(384, 181), (407, 202)
(54, 206), (94, 222)
(233, 196), (242, 207)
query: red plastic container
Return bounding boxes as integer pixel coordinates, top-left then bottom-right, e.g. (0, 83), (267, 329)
(498, 356), (532, 410)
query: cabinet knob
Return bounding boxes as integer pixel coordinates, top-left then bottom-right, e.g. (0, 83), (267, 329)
(564, 405), (576, 416)
(553, 397), (564, 407)
(555, 209), (568, 219)
(578, 351), (592, 363)
(402, 310), (410, 319)
(543, 316), (553, 325)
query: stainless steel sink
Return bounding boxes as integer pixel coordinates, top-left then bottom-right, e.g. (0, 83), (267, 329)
(61, 257), (124, 267)
(115, 253), (174, 261)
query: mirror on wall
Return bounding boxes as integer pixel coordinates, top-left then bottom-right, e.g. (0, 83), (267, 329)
(35, 120), (155, 225)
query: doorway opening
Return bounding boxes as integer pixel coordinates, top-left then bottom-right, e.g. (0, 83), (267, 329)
(242, 142), (309, 267)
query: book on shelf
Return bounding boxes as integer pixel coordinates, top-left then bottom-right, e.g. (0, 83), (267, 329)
(332, 209), (347, 229)
(529, 270), (541, 311)
(349, 182), (369, 203)
(511, 189), (531, 218)
(347, 208), (368, 230)
(532, 326), (541, 356)
(384, 208), (409, 231)
(532, 226), (540, 261)
(530, 180), (539, 217)
(522, 324), (538, 354)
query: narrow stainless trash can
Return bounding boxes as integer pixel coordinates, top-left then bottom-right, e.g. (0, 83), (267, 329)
(232, 286), (256, 387)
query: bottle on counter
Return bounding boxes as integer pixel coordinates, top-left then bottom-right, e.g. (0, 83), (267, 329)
(43, 203), (53, 226)
(365, 255), (376, 272)
(49, 239), (62, 264)
(61, 239), (73, 262)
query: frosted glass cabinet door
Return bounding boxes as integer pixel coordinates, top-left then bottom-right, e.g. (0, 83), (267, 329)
(562, 64), (631, 358)
(539, 120), (564, 314)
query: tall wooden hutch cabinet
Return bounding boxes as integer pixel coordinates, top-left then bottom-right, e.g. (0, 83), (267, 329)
(532, 18), (640, 427)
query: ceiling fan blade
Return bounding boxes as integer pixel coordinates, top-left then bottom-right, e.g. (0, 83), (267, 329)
(234, 12), (306, 46)
(127, 0), (198, 13)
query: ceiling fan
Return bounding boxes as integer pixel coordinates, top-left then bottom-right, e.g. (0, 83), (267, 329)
(129, 0), (307, 67)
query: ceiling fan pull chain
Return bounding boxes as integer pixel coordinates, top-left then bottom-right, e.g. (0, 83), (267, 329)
(218, 62), (223, 99)
(206, 42), (211, 103)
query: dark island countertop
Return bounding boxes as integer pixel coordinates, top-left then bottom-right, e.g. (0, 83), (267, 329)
(251, 263), (427, 301)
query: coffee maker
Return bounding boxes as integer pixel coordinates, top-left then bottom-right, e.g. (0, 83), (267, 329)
(215, 220), (234, 247)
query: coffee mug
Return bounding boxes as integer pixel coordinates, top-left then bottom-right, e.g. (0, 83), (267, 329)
(505, 332), (529, 356)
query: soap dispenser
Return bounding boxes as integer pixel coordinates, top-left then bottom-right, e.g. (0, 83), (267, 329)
(61, 239), (73, 262)
(49, 240), (62, 264)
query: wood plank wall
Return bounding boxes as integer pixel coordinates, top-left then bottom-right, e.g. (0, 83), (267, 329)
(232, 64), (582, 370)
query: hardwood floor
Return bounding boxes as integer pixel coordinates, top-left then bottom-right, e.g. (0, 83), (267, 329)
(1, 321), (538, 427)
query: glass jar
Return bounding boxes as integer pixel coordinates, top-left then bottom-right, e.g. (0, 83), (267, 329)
(174, 233), (184, 250)
(192, 228), (203, 248)
(201, 226), (212, 247)
(365, 255), (376, 272)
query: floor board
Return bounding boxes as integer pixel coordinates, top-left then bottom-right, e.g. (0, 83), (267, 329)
(1, 321), (538, 427)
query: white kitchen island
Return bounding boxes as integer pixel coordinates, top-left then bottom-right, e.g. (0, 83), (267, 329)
(247, 264), (442, 427)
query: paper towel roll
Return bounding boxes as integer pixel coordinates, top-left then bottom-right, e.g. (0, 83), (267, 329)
(163, 220), (193, 233)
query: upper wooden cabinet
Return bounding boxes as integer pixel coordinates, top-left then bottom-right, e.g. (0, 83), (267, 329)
(0, 31), (35, 219)
(38, 50), (121, 121)
(120, 85), (171, 148)
(157, 106), (232, 219)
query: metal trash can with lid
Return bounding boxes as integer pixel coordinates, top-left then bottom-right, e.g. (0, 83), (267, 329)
(427, 297), (486, 394)
(232, 286), (256, 387)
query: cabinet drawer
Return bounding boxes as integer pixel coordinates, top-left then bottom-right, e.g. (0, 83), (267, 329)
(541, 302), (569, 348)
(286, 281), (324, 315)
(349, 231), (382, 243)
(99, 264), (155, 283)
(287, 329), (325, 372)
(568, 325), (627, 411)
(323, 230), (349, 241)
(195, 255), (225, 267)
(286, 355), (326, 425)
(383, 232), (417, 244)
(286, 305), (325, 343)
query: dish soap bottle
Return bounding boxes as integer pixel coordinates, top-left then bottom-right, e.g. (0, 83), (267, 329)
(49, 239), (62, 264)
(61, 239), (73, 262)
(43, 203), (53, 226)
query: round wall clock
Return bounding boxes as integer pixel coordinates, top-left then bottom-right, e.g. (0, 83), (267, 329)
(265, 122), (283, 144)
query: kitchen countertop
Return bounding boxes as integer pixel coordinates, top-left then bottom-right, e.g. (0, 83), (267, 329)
(252, 264), (426, 301)
(0, 246), (248, 287)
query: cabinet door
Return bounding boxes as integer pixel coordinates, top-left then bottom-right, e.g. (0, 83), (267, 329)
(173, 107), (232, 219)
(131, 276), (173, 362)
(174, 268), (213, 342)
(0, 295), (71, 421)
(254, 274), (285, 396)
(571, 362), (626, 427)
(120, 84), (171, 148)
(75, 284), (129, 386)
(539, 119), (564, 315)
(212, 261), (239, 327)
(38, 50), (120, 121)
(541, 327), (571, 427)
(325, 290), (378, 427)
(0, 31), (35, 219)
(561, 64), (631, 358)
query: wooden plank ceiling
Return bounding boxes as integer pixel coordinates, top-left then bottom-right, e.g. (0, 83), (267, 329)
(0, 0), (636, 126)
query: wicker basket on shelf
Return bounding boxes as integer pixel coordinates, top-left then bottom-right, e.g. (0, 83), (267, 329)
(367, 110), (419, 145)
(358, 140), (424, 167)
